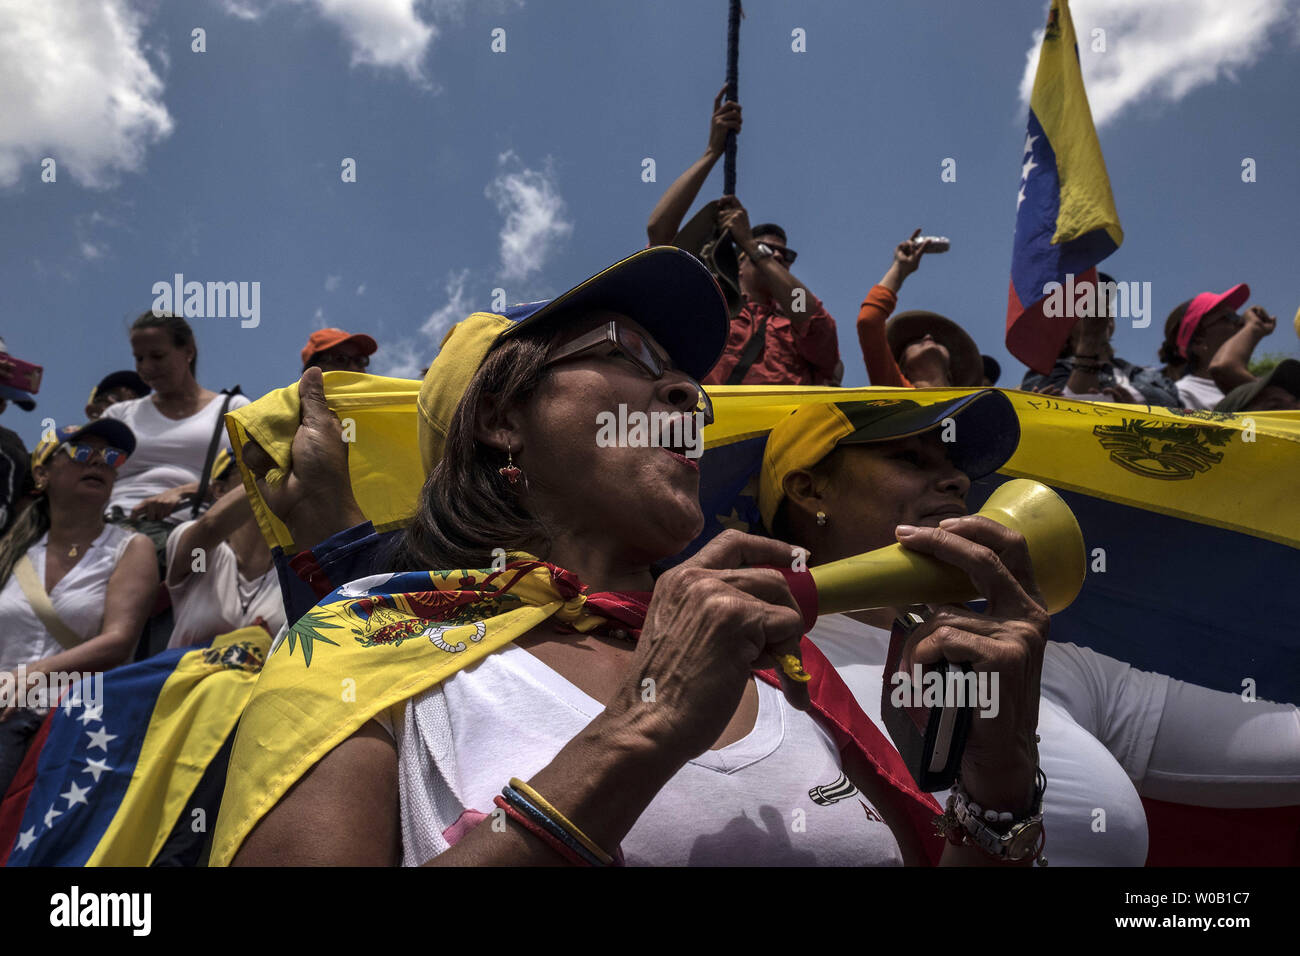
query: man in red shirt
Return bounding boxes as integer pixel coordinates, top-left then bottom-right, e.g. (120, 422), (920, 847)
(646, 90), (841, 386)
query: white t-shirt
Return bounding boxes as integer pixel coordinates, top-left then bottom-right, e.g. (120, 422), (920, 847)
(1175, 374), (1224, 410)
(100, 392), (250, 514)
(808, 614), (1160, 866)
(0, 524), (139, 672)
(164, 520), (284, 649)
(809, 615), (1300, 864)
(373, 643), (903, 867)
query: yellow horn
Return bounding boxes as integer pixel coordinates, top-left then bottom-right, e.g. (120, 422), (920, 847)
(809, 479), (1085, 616)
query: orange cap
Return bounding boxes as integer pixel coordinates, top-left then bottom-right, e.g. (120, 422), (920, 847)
(300, 328), (377, 367)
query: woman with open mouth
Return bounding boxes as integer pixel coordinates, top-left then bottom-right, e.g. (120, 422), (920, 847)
(0, 420), (158, 797)
(215, 249), (1052, 868)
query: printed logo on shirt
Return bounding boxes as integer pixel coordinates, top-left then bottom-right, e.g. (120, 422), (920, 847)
(809, 772), (858, 806)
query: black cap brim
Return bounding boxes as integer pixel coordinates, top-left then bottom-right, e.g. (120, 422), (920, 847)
(500, 246), (729, 381)
(837, 389), (1020, 480)
(68, 418), (137, 456)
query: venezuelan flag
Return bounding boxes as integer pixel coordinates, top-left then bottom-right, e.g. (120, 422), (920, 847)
(229, 377), (1300, 704)
(0, 628), (269, 866)
(1007, 0), (1123, 374)
(227, 377), (1300, 865)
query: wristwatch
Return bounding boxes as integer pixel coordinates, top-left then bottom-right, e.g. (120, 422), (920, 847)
(752, 242), (777, 260)
(937, 769), (1047, 864)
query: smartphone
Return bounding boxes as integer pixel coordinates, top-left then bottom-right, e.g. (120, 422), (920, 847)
(0, 353), (43, 394)
(914, 236), (950, 253)
(880, 607), (973, 791)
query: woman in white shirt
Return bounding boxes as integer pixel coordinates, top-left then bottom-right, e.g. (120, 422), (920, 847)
(228, 250), (1050, 867)
(760, 393), (1300, 865)
(164, 451), (283, 648)
(0, 420), (157, 795)
(100, 313), (250, 559)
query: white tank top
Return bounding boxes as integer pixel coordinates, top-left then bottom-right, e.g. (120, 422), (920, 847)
(374, 643), (903, 866)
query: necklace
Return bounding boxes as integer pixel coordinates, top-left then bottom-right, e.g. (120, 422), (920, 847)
(236, 570), (272, 617)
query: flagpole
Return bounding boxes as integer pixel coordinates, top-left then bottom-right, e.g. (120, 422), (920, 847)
(723, 0), (741, 196)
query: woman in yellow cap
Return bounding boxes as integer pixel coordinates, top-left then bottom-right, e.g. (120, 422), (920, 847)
(760, 396), (1300, 865)
(218, 249), (1050, 868)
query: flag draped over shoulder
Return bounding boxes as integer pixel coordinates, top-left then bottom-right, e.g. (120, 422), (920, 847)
(0, 627), (270, 867)
(209, 559), (947, 867)
(209, 561), (613, 866)
(1007, 0), (1123, 374)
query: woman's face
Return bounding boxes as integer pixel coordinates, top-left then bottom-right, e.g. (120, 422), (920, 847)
(130, 327), (194, 392)
(788, 431), (971, 563)
(898, 335), (951, 383)
(35, 435), (119, 511)
(509, 311), (707, 565)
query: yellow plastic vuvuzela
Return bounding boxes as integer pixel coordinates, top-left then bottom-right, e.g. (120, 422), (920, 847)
(809, 479), (1086, 615)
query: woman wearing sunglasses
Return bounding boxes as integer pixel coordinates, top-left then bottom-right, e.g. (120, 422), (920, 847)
(221, 249), (1046, 868)
(0, 421), (158, 796)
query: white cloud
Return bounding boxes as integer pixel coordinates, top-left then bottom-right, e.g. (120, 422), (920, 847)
(485, 151), (573, 282)
(313, 306), (326, 325)
(373, 268), (471, 379)
(219, 0), (268, 20)
(222, 0), (440, 82)
(325, 273), (342, 292)
(356, 283), (367, 296)
(1018, 0), (1299, 129)
(0, 0), (173, 188)
(80, 241), (106, 260)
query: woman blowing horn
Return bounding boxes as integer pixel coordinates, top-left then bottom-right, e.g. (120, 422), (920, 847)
(760, 395), (1300, 865)
(214, 249), (1051, 867)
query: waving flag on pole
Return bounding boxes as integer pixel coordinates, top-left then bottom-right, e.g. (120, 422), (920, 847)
(1007, 0), (1123, 374)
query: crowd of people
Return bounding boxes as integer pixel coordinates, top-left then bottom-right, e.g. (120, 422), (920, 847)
(1, 87), (1298, 868)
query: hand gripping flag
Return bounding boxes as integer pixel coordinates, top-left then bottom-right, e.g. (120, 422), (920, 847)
(0, 627), (270, 866)
(1007, 0), (1123, 374)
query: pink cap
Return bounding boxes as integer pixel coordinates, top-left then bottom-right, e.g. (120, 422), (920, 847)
(1176, 283), (1250, 359)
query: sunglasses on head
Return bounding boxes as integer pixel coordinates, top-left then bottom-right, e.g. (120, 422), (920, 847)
(543, 320), (714, 424)
(59, 442), (128, 469)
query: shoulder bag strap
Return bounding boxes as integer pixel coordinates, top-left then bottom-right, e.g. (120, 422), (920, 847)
(14, 554), (84, 651)
(724, 311), (768, 385)
(191, 387), (241, 520)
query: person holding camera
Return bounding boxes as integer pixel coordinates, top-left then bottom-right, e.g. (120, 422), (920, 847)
(646, 88), (841, 386)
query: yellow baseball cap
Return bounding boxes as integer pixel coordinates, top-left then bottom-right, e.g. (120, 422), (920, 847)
(417, 246), (728, 474)
(758, 390), (1020, 530)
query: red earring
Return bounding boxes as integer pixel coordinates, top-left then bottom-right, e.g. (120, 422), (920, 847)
(499, 450), (522, 485)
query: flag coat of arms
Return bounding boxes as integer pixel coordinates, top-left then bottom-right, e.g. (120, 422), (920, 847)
(1007, 0), (1124, 374)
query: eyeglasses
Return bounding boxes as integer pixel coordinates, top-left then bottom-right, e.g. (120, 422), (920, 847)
(59, 442), (128, 468)
(312, 351), (370, 370)
(543, 321), (714, 424)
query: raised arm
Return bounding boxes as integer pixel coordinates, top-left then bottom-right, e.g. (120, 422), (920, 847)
(646, 87), (741, 246)
(1208, 305), (1275, 391)
(166, 483), (256, 588)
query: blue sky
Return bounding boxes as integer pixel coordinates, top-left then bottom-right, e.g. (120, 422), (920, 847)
(2, 0), (1299, 447)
